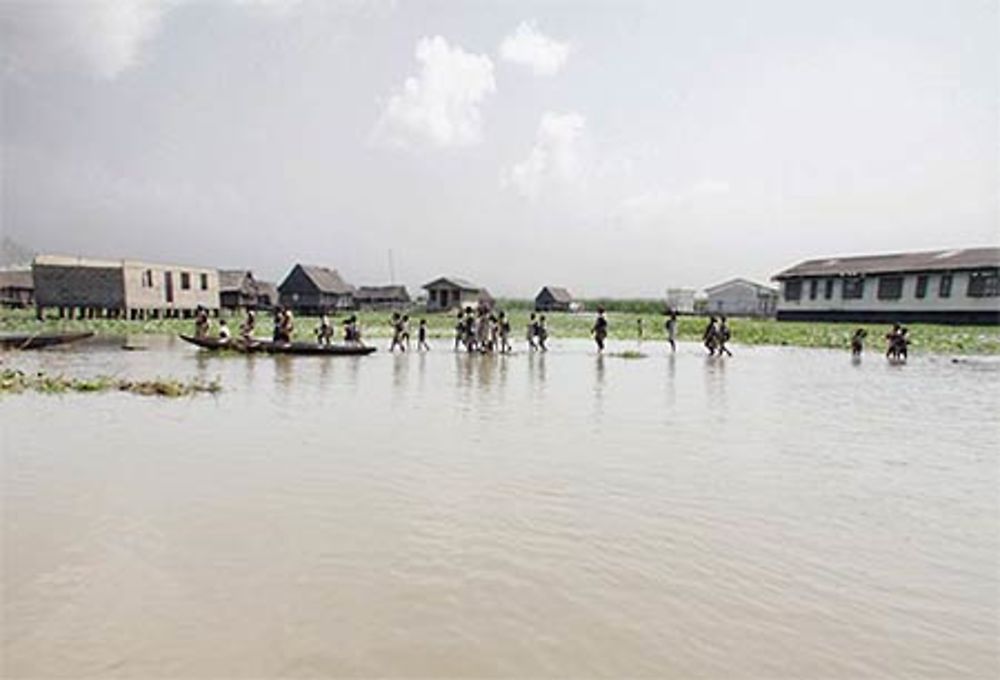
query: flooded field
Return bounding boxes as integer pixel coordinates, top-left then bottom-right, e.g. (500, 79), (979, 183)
(2, 337), (998, 678)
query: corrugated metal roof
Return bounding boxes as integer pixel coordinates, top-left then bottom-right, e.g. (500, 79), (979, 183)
(704, 278), (778, 295)
(422, 276), (482, 291)
(773, 247), (1000, 279)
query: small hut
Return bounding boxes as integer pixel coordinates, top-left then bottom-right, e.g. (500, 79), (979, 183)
(423, 276), (493, 312)
(355, 285), (411, 311)
(534, 286), (574, 312)
(0, 268), (34, 308)
(219, 270), (277, 311)
(278, 264), (356, 314)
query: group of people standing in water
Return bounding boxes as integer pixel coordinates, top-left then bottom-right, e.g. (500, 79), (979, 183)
(203, 305), (911, 362)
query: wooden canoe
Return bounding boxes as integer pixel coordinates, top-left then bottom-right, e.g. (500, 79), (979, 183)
(179, 334), (376, 356)
(0, 331), (94, 350)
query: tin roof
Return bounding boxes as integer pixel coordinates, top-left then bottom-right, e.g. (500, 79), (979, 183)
(773, 247), (1000, 280)
(537, 286), (573, 303)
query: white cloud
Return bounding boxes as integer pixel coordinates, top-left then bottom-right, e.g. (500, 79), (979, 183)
(504, 112), (586, 198)
(618, 179), (732, 222)
(499, 20), (570, 76)
(0, 1), (305, 80)
(0, 1), (167, 80)
(372, 36), (496, 149)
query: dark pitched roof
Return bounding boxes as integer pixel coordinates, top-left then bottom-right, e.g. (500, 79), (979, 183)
(422, 276), (481, 291)
(773, 247), (1000, 280)
(280, 264), (355, 295)
(355, 285), (410, 302)
(537, 286), (573, 303)
(0, 268), (33, 289)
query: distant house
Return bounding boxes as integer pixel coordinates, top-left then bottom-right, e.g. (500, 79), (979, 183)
(704, 278), (778, 317)
(665, 288), (696, 314)
(219, 270), (277, 311)
(423, 276), (493, 312)
(772, 247), (1000, 324)
(32, 255), (219, 319)
(355, 285), (411, 311)
(278, 264), (355, 314)
(535, 286), (574, 312)
(0, 268), (34, 308)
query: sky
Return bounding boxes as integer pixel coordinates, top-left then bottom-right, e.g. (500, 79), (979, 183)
(1, 0), (997, 297)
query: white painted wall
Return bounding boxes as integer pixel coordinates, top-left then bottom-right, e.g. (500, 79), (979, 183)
(706, 282), (777, 316)
(777, 271), (1000, 313)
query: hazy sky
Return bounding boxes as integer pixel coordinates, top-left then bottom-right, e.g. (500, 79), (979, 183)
(2, 0), (997, 296)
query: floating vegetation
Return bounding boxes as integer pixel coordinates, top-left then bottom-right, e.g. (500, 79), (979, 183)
(609, 350), (647, 359)
(0, 369), (221, 397)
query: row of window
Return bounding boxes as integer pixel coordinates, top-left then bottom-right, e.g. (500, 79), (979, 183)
(140, 269), (210, 291)
(784, 269), (1000, 302)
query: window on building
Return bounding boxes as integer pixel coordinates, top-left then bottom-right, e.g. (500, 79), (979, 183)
(842, 277), (865, 300)
(809, 279), (818, 300)
(142, 269), (153, 288)
(915, 275), (929, 299)
(200, 273), (208, 290)
(783, 280), (802, 301)
(967, 269), (1000, 298)
(877, 275), (903, 300)
(939, 273), (952, 298)
(180, 272), (191, 290)
(824, 279), (834, 299)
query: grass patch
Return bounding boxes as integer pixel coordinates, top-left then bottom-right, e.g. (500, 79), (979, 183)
(3, 307), (999, 355)
(0, 368), (221, 397)
(609, 349), (647, 359)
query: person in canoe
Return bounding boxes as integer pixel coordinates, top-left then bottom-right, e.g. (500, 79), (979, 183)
(592, 308), (608, 352)
(239, 309), (256, 342)
(316, 314), (334, 346)
(343, 315), (361, 345)
(218, 319), (231, 342)
(194, 305), (210, 338)
(275, 308), (294, 344)
(665, 310), (678, 353)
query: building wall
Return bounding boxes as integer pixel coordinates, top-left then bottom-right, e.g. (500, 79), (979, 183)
(706, 283), (777, 316)
(123, 262), (219, 311)
(33, 264), (125, 308)
(426, 286), (489, 312)
(279, 291), (354, 313)
(665, 289), (695, 314)
(777, 270), (1000, 320)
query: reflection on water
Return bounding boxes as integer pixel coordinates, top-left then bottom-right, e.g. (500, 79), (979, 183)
(2, 337), (998, 678)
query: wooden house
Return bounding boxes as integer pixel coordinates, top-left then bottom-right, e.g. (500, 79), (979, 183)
(278, 264), (356, 314)
(423, 277), (493, 312)
(355, 285), (411, 311)
(534, 286), (574, 312)
(0, 268), (34, 308)
(772, 247), (1000, 324)
(703, 278), (778, 317)
(219, 270), (277, 311)
(32, 255), (220, 319)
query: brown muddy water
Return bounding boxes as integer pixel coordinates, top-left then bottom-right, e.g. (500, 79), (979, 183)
(2, 336), (998, 678)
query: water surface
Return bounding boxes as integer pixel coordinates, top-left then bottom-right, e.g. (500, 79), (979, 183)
(2, 337), (998, 678)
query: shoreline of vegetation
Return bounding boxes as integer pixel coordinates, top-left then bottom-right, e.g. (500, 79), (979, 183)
(2, 307), (999, 355)
(0, 368), (221, 397)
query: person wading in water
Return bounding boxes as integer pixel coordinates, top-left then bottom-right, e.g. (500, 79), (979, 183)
(592, 308), (609, 352)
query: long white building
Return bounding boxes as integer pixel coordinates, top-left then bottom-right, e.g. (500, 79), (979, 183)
(772, 247), (1000, 324)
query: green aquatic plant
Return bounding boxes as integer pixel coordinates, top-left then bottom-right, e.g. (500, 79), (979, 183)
(609, 349), (647, 359)
(0, 368), (221, 397)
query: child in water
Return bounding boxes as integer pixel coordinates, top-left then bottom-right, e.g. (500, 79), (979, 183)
(850, 328), (867, 356)
(665, 311), (677, 353)
(592, 308), (608, 352)
(418, 319), (430, 351)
